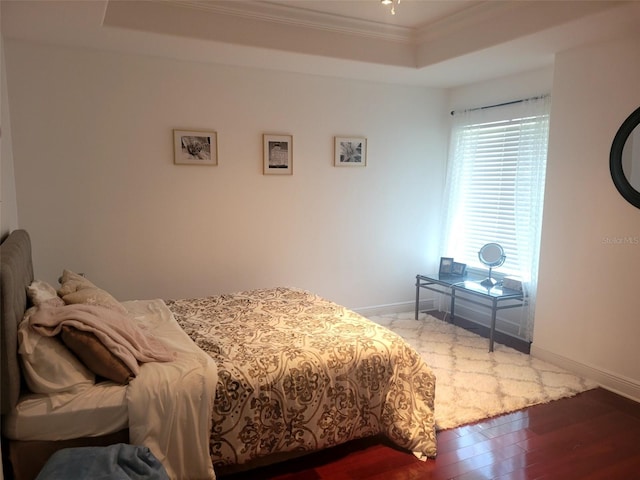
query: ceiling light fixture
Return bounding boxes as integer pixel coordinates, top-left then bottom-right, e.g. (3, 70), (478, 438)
(381, 0), (400, 15)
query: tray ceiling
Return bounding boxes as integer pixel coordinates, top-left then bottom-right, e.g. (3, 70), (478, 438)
(2, 1), (639, 87)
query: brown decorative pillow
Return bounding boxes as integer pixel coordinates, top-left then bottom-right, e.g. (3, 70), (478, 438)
(60, 326), (134, 385)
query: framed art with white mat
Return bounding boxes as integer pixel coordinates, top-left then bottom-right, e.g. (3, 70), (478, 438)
(335, 136), (366, 167)
(263, 134), (293, 175)
(173, 129), (217, 165)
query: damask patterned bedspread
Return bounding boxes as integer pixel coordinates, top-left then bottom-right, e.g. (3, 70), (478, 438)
(166, 287), (437, 469)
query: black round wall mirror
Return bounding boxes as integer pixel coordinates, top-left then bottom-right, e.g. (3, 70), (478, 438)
(610, 105), (640, 209)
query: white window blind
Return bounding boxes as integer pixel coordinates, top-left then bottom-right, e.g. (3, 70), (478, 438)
(441, 96), (550, 340)
(443, 97), (550, 282)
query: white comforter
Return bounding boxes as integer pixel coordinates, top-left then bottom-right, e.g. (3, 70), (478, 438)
(124, 299), (218, 480)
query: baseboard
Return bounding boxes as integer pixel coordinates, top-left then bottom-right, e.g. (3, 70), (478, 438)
(354, 299), (434, 318)
(530, 345), (640, 403)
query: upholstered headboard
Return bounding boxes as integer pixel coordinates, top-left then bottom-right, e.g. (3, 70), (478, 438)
(1, 230), (34, 415)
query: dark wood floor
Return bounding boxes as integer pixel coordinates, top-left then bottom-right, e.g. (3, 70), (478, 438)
(221, 388), (640, 480)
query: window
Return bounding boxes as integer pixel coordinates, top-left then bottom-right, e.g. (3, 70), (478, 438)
(441, 96), (551, 339)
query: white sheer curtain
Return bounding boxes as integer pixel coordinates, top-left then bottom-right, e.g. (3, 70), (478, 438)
(441, 95), (551, 340)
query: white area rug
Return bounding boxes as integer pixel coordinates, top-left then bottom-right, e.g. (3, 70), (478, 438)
(369, 311), (598, 430)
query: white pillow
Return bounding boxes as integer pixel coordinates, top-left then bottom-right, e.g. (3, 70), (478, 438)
(18, 307), (95, 394)
(58, 270), (128, 314)
(27, 280), (65, 308)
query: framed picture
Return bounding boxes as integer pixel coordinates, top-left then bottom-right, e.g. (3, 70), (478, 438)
(263, 134), (293, 175)
(439, 257), (454, 274)
(173, 129), (217, 165)
(335, 136), (367, 167)
(452, 261), (467, 276)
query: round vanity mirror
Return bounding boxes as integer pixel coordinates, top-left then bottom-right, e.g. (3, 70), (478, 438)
(478, 243), (506, 288)
(478, 243), (506, 268)
(610, 105), (640, 209)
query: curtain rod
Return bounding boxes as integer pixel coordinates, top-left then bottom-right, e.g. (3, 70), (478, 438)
(450, 94), (549, 116)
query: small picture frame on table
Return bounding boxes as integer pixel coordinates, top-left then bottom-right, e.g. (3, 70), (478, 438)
(452, 262), (467, 276)
(173, 129), (217, 165)
(439, 257), (454, 275)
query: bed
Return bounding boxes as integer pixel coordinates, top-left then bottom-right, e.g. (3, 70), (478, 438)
(1, 229), (437, 479)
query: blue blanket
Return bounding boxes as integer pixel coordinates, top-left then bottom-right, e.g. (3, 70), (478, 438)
(35, 443), (169, 480)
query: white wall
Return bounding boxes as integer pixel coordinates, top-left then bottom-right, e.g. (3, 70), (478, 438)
(4, 40), (448, 310)
(448, 66), (554, 114)
(1, 37), (19, 239)
(534, 33), (640, 401)
(0, 11), (9, 477)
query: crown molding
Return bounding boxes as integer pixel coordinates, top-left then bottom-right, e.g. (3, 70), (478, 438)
(169, 0), (414, 43)
(414, 1), (511, 45)
(416, 0), (627, 45)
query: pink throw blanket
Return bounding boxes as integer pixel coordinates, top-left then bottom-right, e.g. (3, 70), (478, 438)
(30, 304), (174, 375)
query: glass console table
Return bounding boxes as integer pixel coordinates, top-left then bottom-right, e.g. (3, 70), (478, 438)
(415, 273), (527, 352)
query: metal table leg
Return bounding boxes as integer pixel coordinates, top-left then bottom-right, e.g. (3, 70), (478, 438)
(489, 298), (498, 352)
(415, 275), (420, 320)
(450, 286), (456, 323)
